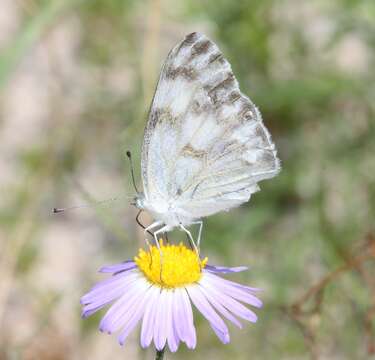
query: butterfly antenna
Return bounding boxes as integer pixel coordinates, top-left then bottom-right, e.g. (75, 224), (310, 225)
(52, 196), (124, 214)
(126, 150), (139, 193)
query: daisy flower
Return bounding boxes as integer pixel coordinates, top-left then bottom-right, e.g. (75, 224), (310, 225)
(81, 241), (262, 353)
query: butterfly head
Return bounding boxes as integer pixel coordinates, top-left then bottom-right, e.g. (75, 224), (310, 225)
(133, 192), (146, 210)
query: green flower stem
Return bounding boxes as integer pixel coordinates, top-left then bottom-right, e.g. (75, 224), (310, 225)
(155, 347), (166, 360)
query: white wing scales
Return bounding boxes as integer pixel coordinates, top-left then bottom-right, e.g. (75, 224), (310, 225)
(141, 32), (280, 224)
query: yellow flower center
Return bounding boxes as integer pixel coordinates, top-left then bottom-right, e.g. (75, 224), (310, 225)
(134, 240), (208, 288)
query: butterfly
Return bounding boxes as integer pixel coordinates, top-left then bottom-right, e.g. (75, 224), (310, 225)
(134, 32), (280, 250)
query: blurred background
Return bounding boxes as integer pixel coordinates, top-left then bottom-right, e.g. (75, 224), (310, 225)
(1, 0), (374, 359)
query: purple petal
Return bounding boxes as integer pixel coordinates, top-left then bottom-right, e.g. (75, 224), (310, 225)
(111, 283), (151, 336)
(205, 272), (261, 294)
(99, 278), (149, 333)
(87, 269), (138, 293)
(204, 273), (263, 308)
(169, 293), (181, 352)
(99, 261), (136, 274)
(200, 278), (258, 323)
(177, 289), (196, 349)
(172, 289), (186, 344)
(81, 277), (134, 310)
(81, 271), (140, 305)
(187, 285), (229, 343)
(166, 291), (178, 353)
(118, 285), (153, 346)
(82, 305), (103, 318)
(231, 283), (262, 293)
(219, 295), (258, 323)
(140, 287), (160, 348)
(198, 284), (242, 329)
(205, 265), (248, 274)
(172, 318), (181, 352)
(210, 323), (230, 344)
(154, 290), (168, 350)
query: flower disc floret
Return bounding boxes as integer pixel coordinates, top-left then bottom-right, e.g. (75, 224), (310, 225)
(134, 241), (207, 288)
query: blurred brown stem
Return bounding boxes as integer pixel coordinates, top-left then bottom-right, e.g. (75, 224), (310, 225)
(292, 233), (375, 315)
(285, 233), (375, 359)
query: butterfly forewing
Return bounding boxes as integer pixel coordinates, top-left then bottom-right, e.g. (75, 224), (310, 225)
(141, 32), (280, 222)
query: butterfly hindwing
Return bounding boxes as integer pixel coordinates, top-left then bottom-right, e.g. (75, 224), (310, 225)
(141, 32), (280, 221)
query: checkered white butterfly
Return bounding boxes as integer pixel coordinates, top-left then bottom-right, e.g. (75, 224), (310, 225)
(134, 32), (280, 250)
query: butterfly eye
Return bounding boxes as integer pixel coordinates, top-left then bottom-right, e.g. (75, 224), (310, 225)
(244, 111), (253, 120)
(134, 195), (145, 209)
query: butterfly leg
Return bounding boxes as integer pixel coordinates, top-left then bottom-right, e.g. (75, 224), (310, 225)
(143, 220), (163, 269)
(191, 220), (203, 250)
(144, 220), (163, 236)
(179, 224), (201, 262)
(153, 225), (170, 285)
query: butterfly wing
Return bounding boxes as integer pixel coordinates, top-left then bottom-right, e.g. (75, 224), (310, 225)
(141, 32), (280, 222)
